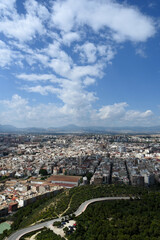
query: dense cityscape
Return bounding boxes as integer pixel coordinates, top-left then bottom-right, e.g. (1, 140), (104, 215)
(0, 133), (160, 218)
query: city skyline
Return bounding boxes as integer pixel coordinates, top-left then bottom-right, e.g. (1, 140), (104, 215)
(0, 0), (160, 128)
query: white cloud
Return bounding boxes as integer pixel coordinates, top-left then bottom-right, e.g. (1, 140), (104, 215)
(0, 94), (28, 109)
(0, 95), (155, 127)
(124, 110), (153, 121)
(0, 94), (96, 127)
(21, 75), (98, 120)
(98, 102), (128, 120)
(98, 45), (116, 63)
(75, 42), (97, 63)
(40, 41), (74, 76)
(0, 0), (16, 17)
(0, 15), (44, 42)
(52, 0), (155, 42)
(24, 0), (50, 21)
(44, 41), (73, 64)
(69, 63), (104, 80)
(58, 79), (97, 105)
(0, 0), (47, 42)
(0, 94), (66, 127)
(18, 72), (98, 111)
(75, 42), (116, 64)
(0, 40), (23, 67)
(41, 41), (104, 79)
(17, 73), (61, 83)
(61, 31), (81, 46)
(17, 72), (98, 122)
(33, 53), (49, 66)
(98, 102), (153, 126)
(22, 85), (59, 95)
(83, 77), (96, 86)
(0, 40), (13, 67)
(49, 58), (72, 76)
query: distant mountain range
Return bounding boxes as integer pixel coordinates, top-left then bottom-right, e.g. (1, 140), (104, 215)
(1, 124), (160, 134)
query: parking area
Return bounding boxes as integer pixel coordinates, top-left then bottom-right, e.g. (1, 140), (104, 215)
(49, 220), (76, 238)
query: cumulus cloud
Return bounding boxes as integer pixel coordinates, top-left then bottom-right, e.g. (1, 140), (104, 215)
(0, 95), (155, 127)
(124, 110), (153, 121)
(17, 71), (98, 122)
(61, 31), (81, 46)
(22, 79), (97, 118)
(58, 80), (97, 109)
(98, 102), (153, 126)
(75, 42), (116, 64)
(75, 42), (97, 63)
(0, 94), (96, 127)
(0, 94), (28, 109)
(0, 0), (16, 17)
(98, 102), (128, 120)
(98, 45), (116, 63)
(0, 0), (48, 42)
(0, 94), (68, 127)
(0, 15), (44, 42)
(24, 0), (50, 21)
(83, 77), (96, 86)
(52, 0), (155, 42)
(69, 63), (104, 80)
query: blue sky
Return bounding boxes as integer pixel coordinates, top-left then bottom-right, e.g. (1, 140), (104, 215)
(0, 0), (159, 128)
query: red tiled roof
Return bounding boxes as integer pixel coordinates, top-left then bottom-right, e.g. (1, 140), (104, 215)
(47, 175), (81, 183)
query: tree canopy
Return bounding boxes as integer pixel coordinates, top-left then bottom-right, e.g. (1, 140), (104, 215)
(39, 168), (48, 176)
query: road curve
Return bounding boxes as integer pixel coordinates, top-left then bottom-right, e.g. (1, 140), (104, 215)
(8, 196), (131, 240)
(74, 196), (131, 216)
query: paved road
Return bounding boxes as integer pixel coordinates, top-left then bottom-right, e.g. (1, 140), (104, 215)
(8, 196), (131, 240)
(8, 218), (62, 240)
(74, 196), (131, 216)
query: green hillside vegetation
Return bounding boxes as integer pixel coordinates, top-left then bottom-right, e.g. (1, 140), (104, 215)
(0, 184), (154, 239)
(36, 228), (65, 240)
(12, 184), (147, 229)
(12, 184), (147, 230)
(69, 192), (160, 240)
(63, 184), (145, 215)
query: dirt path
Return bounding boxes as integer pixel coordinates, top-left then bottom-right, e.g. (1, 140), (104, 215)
(59, 195), (73, 217)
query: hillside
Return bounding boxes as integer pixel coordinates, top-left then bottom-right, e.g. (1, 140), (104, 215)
(1, 184), (158, 239)
(69, 192), (160, 240)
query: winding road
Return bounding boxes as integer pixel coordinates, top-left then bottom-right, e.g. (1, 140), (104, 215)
(8, 196), (131, 240)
